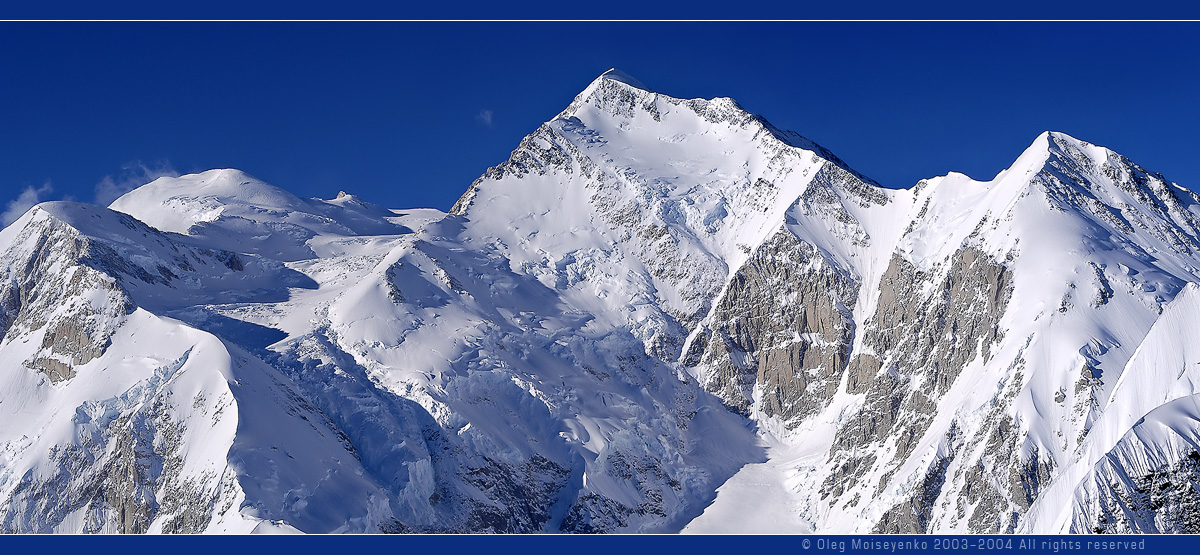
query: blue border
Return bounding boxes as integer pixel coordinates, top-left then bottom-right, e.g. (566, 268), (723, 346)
(5, 0), (1200, 21)
(0, 534), (1187, 554)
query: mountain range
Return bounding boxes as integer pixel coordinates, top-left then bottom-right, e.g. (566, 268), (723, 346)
(2, 69), (1199, 533)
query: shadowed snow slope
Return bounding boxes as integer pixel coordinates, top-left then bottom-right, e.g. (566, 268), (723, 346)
(3, 70), (1200, 533)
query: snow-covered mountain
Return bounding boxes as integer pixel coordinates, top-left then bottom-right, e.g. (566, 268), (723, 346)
(3, 68), (1200, 533)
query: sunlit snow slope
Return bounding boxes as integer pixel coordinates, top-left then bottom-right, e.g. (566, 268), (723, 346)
(3, 69), (1200, 533)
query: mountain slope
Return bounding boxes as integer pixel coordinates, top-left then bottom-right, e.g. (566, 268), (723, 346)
(0, 203), (386, 533)
(686, 129), (1200, 534)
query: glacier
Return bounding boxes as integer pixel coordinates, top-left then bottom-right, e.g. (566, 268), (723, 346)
(2, 68), (1200, 533)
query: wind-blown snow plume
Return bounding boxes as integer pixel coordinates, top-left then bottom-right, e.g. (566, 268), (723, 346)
(93, 161), (178, 206)
(1, 181), (52, 226)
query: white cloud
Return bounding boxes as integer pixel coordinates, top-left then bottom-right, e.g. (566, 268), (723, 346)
(1, 182), (53, 227)
(477, 109), (494, 127)
(94, 161), (178, 206)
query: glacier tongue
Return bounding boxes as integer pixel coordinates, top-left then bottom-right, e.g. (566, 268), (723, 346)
(3, 69), (1200, 534)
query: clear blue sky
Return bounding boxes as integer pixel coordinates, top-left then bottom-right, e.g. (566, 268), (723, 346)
(2, 21), (1199, 216)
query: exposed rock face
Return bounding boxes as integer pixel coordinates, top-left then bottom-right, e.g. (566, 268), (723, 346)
(824, 247), (1012, 491)
(799, 163), (878, 248)
(863, 248), (1011, 396)
(1043, 134), (1200, 256)
(0, 205), (275, 384)
(951, 414), (1056, 533)
(689, 228), (858, 423)
(873, 445), (954, 533)
(810, 245), (1036, 533)
(1077, 451), (1200, 533)
(0, 213), (133, 383)
(1, 352), (225, 533)
(271, 330), (580, 534)
(382, 454), (573, 534)
(1069, 395), (1200, 534)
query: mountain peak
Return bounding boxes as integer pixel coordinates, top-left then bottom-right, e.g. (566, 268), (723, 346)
(1033, 130), (1113, 160)
(596, 68), (650, 91)
(1042, 130), (1096, 155)
(1013, 130), (1084, 153)
(993, 130), (1100, 182)
(108, 168), (311, 234)
(164, 168), (259, 188)
(559, 68), (657, 119)
(129, 168), (284, 200)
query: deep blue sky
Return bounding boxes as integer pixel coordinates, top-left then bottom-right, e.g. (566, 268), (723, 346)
(2, 21), (1199, 218)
